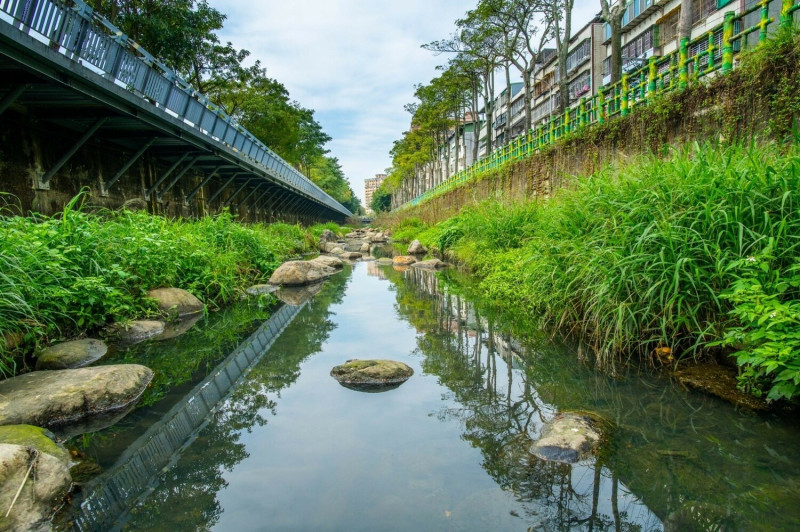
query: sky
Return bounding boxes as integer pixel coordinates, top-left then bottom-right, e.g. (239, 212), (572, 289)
(213, 1), (599, 205)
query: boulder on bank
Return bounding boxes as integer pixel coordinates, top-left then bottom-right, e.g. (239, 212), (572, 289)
(106, 320), (165, 344)
(148, 287), (204, 318)
(393, 256), (416, 266)
(530, 412), (604, 464)
(323, 242), (340, 253)
(376, 257), (394, 265)
(407, 240), (427, 255)
(311, 255), (344, 269)
(330, 246), (345, 255)
(318, 229), (338, 251)
(369, 233), (388, 243)
(0, 365), (154, 431)
(360, 242), (370, 253)
(339, 252), (363, 260)
(0, 425), (70, 464)
(35, 338), (108, 370)
(412, 259), (447, 270)
(268, 260), (335, 286)
(330, 359), (414, 392)
(0, 443), (71, 531)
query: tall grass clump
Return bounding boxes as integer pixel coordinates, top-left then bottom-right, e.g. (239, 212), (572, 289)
(413, 142), (800, 400)
(0, 198), (315, 375)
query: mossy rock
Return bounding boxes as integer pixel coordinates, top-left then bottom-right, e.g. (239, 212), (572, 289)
(35, 338), (107, 370)
(69, 459), (103, 484)
(0, 425), (69, 465)
(331, 359), (413, 392)
(675, 364), (768, 411)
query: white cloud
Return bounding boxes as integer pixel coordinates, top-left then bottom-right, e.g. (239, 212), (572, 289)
(213, 0), (599, 205)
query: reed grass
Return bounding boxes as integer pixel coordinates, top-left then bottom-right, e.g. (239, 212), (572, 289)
(412, 142), (800, 397)
(0, 198), (321, 375)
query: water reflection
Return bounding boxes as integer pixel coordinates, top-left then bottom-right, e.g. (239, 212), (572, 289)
(68, 262), (800, 531)
(389, 266), (661, 530)
(392, 266), (800, 531)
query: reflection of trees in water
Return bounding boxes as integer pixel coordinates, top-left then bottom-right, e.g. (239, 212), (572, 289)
(395, 267), (660, 531)
(394, 267), (800, 532)
(121, 272), (351, 530)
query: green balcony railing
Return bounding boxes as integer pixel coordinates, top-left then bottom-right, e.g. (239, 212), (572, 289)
(398, 0), (798, 211)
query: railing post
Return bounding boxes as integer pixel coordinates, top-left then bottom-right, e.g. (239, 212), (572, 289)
(759, 0), (770, 42)
(621, 75), (629, 117)
(579, 98), (586, 128)
(781, 0), (795, 28)
(679, 37), (689, 89)
(598, 90), (606, 125)
(722, 12), (735, 75)
(706, 31), (715, 73)
(647, 57), (657, 97)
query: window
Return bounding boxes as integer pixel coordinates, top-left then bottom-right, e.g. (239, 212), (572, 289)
(659, 10), (679, 45)
(568, 71), (592, 101)
(692, 0), (719, 25)
(566, 39), (592, 74)
(717, 0), (734, 8)
(621, 26), (656, 70)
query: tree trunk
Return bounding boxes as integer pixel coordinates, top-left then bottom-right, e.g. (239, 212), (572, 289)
(523, 67), (533, 132)
(504, 62), (512, 145)
(610, 18), (623, 84)
(678, 0), (693, 41)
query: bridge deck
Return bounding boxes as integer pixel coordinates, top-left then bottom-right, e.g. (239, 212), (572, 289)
(0, 0), (351, 221)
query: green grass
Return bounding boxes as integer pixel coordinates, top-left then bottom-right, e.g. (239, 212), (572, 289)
(0, 198), (318, 375)
(405, 142), (800, 400)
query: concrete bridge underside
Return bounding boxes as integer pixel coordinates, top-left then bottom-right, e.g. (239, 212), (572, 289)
(0, 7), (350, 223)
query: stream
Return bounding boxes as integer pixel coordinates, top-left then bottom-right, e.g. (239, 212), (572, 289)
(62, 261), (800, 531)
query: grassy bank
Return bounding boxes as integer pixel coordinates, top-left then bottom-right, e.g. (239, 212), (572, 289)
(389, 142), (800, 402)
(0, 195), (343, 375)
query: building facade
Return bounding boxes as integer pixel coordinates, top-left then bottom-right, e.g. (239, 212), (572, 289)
(364, 173), (387, 211)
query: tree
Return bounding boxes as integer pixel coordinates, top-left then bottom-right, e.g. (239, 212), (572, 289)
(599, 0), (626, 84)
(464, 0), (551, 134)
(370, 184), (392, 213)
(548, 0), (575, 112)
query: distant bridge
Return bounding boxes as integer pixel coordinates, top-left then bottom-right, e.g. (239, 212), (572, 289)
(0, 0), (351, 222)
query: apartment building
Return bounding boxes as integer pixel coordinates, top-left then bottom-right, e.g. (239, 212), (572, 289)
(409, 0), (782, 195)
(530, 18), (605, 128)
(364, 173), (386, 211)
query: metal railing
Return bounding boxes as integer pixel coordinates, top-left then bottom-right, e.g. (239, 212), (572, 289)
(399, 0), (799, 210)
(0, 0), (351, 217)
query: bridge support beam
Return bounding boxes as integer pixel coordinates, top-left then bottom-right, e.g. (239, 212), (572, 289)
(157, 154), (203, 201)
(184, 168), (220, 203)
(205, 174), (241, 205)
(144, 152), (190, 200)
(0, 84), (28, 117)
(102, 137), (157, 196)
(234, 184), (262, 212)
(37, 116), (108, 189)
(220, 179), (252, 209)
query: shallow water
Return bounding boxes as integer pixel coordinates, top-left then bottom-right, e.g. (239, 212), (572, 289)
(66, 262), (800, 531)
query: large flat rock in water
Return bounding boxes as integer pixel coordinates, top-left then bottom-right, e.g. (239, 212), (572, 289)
(675, 364), (768, 411)
(331, 359), (413, 392)
(530, 412), (604, 464)
(0, 365), (153, 430)
(268, 260), (334, 286)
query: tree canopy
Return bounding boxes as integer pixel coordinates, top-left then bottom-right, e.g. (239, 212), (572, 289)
(88, 0), (359, 213)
